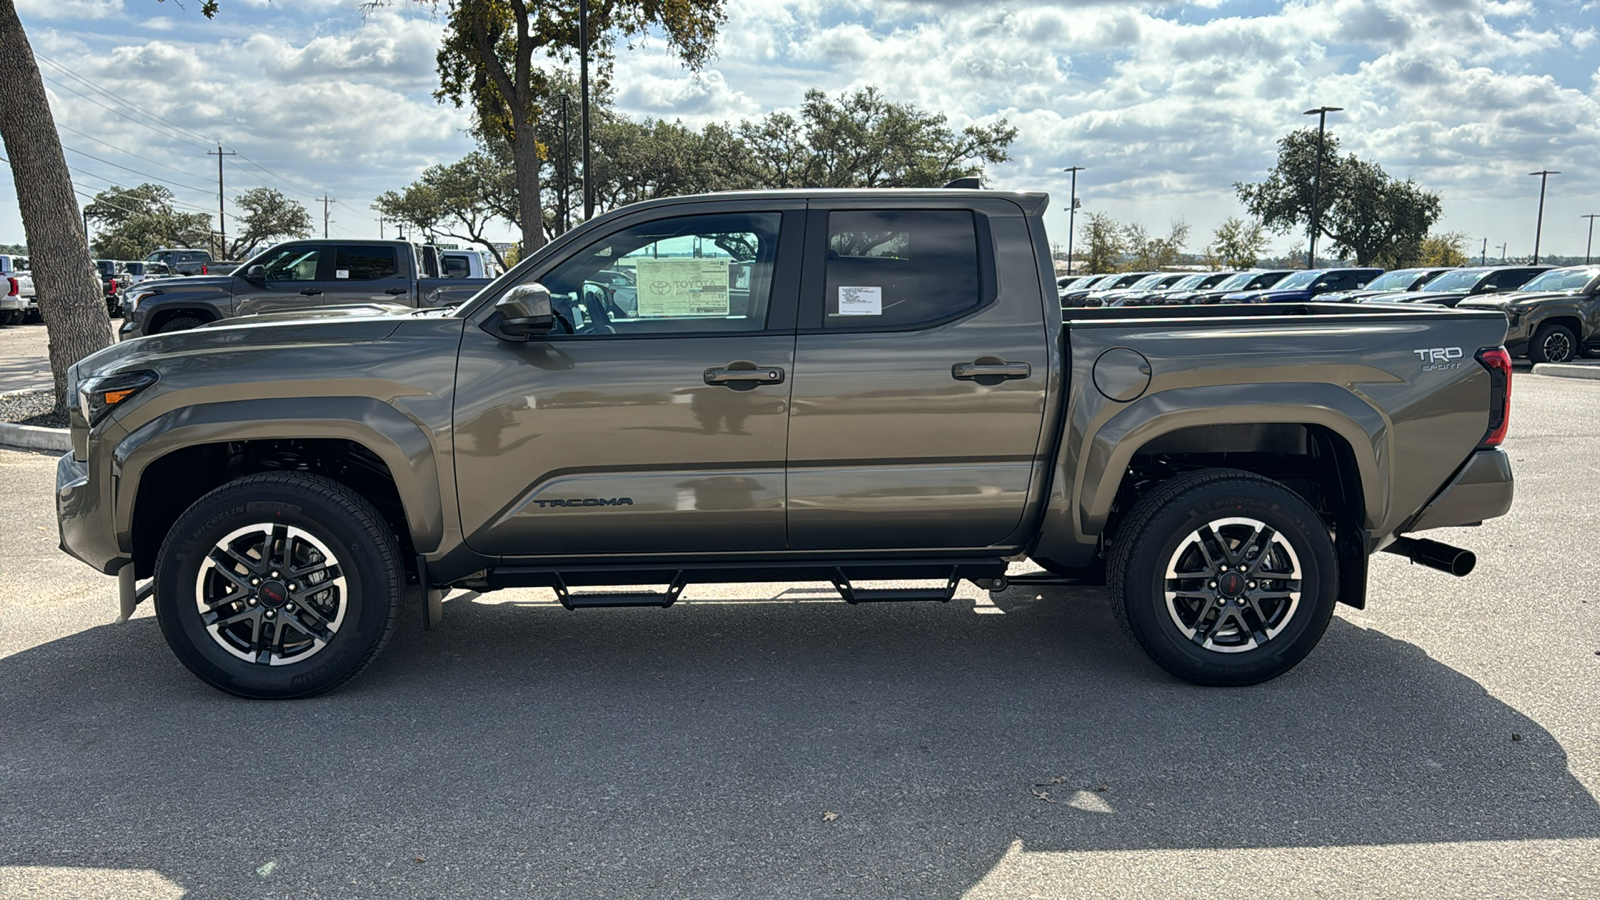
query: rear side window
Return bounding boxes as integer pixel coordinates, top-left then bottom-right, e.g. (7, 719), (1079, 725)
(442, 255), (470, 278)
(823, 210), (981, 329)
(334, 246), (399, 281)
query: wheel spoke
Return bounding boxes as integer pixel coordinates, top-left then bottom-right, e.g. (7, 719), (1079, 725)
(1242, 526), (1277, 574)
(204, 606), (257, 629)
(288, 605), (335, 642)
(289, 562), (343, 592)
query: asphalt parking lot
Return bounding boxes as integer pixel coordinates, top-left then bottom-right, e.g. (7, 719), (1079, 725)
(1, 374), (1597, 899)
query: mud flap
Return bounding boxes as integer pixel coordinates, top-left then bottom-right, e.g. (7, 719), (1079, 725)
(1336, 523), (1368, 609)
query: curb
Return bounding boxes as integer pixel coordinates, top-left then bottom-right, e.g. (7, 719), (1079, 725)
(1531, 362), (1600, 380)
(0, 422), (70, 453)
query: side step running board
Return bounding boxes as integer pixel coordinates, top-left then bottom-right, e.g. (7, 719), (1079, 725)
(552, 572), (688, 610)
(832, 569), (960, 604)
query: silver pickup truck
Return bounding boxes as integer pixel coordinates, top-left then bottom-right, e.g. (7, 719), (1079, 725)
(57, 188), (1514, 698)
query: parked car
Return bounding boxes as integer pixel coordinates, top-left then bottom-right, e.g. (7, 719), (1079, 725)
(121, 239), (498, 338)
(1059, 273), (1120, 306)
(1320, 267), (1452, 303)
(1078, 271), (1161, 308)
(1103, 272), (1190, 307)
(118, 260), (174, 289)
(143, 247), (214, 276)
(0, 253), (32, 326)
(95, 259), (123, 316)
(1222, 268), (1383, 303)
(1458, 265), (1600, 363)
(59, 187), (1514, 698)
(1110, 272), (1232, 307)
(1181, 270), (1295, 305)
(439, 248), (502, 280)
(1367, 266), (1550, 309)
(1055, 274), (1091, 293)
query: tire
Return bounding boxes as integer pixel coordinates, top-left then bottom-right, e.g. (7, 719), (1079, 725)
(1529, 322), (1577, 364)
(154, 315), (206, 334)
(1108, 469), (1338, 686)
(153, 472), (403, 699)
(0, 310), (17, 326)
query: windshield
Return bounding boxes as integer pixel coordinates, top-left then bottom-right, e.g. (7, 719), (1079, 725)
(1418, 270), (1484, 293)
(1364, 269), (1428, 292)
(1169, 274), (1208, 290)
(1518, 267), (1600, 292)
(1126, 274), (1166, 289)
(1274, 270), (1322, 290)
(1212, 272), (1257, 291)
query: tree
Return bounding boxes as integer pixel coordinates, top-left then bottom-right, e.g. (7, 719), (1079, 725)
(431, 0), (727, 254)
(1123, 219), (1190, 271)
(1, 0), (114, 412)
(1207, 216), (1270, 270)
(1415, 232), (1469, 267)
(228, 188), (312, 259)
(1080, 212), (1125, 274)
(84, 184), (213, 259)
(374, 150), (516, 268)
(1235, 128), (1442, 266)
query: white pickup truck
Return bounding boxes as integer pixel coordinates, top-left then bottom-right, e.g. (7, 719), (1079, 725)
(0, 253), (34, 326)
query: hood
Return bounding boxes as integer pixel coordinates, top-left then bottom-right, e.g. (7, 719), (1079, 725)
(129, 274), (232, 294)
(1460, 290), (1584, 311)
(74, 305), (441, 381)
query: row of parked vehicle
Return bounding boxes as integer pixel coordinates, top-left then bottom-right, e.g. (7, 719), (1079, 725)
(0, 252), (34, 326)
(1057, 263), (1600, 364)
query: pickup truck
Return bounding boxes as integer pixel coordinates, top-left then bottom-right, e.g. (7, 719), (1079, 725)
(120, 239), (495, 337)
(0, 253), (31, 326)
(56, 188), (1516, 699)
(1456, 265), (1600, 363)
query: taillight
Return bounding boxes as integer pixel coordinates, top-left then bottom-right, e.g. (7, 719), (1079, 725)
(109, 278), (118, 295)
(201, 264), (208, 275)
(1477, 347), (1512, 447)
(5, 277), (15, 297)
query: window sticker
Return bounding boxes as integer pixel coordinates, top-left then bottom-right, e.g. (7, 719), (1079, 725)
(335, 269), (350, 279)
(837, 285), (882, 316)
(633, 259), (731, 317)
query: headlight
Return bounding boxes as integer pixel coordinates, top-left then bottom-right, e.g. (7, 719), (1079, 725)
(78, 370), (158, 425)
(128, 289), (158, 311)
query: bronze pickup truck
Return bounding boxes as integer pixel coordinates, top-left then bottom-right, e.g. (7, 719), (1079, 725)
(57, 188), (1515, 698)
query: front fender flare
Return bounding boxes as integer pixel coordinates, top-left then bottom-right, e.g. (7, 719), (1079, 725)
(1078, 382), (1391, 535)
(112, 397), (444, 554)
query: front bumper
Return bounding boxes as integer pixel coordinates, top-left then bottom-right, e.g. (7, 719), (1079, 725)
(56, 450), (127, 575)
(1407, 448), (1514, 532)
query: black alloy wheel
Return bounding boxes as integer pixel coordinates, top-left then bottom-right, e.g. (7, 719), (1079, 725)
(1530, 322), (1577, 364)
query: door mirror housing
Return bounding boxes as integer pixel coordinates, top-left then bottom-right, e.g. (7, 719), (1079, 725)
(492, 284), (554, 340)
(1479, 284), (1499, 293)
(243, 264), (266, 282)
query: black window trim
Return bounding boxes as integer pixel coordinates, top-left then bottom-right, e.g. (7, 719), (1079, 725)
(797, 205), (999, 334)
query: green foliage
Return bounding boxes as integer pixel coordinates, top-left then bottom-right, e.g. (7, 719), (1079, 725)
(373, 150), (516, 267)
(1207, 217), (1270, 270)
(1080, 212), (1125, 274)
(1122, 219), (1190, 271)
(228, 188), (312, 259)
(84, 184), (213, 259)
(1389, 231), (1469, 268)
(1235, 128), (1442, 266)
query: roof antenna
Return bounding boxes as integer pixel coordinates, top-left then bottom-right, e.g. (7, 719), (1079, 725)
(943, 176), (983, 189)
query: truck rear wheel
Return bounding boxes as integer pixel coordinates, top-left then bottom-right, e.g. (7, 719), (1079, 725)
(153, 472), (402, 699)
(1108, 470), (1338, 686)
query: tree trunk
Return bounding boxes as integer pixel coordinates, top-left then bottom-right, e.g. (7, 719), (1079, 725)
(0, 0), (113, 413)
(512, 121), (545, 255)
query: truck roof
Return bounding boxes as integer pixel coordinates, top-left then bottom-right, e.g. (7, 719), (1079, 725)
(593, 188), (1052, 217)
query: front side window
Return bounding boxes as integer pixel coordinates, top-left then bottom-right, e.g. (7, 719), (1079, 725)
(259, 246), (322, 282)
(334, 246), (399, 281)
(532, 211), (781, 336)
(824, 209), (980, 328)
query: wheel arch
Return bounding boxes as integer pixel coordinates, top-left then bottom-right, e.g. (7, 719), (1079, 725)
(146, 305), (222, 334)
(116, 397), (444, 578)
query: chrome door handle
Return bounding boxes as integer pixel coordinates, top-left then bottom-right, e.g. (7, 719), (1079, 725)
(704, 365), (785, 386)
(952, 360), (1031, 381)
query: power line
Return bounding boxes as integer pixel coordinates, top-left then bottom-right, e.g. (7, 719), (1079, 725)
(56, 122), (216, 184)
(62, 144), (214, 194)
(35, 52), (217, 147)
(38, 72), (213, 151)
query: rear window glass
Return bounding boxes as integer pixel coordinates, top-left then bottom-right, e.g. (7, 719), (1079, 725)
(824, 210), (980, 328)
(334, 246), (399, 281)
(443, 255), (470, 278)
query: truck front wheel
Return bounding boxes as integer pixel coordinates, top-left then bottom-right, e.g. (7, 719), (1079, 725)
(1108, 470), (1338, 686)
(153, 472), (403, 699)
(1529, 322), (1577, 364)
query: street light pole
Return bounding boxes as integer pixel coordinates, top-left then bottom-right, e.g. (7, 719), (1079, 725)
(580, 0), (593, 221)
(1497, 243), (1507, 264)
(1303, 106), (1342, 269)
(1583, 214), (1599, 266)
(1480, 237), (1487, 266)
(1062, 166), (1084, 276)
(1528, 170), (1559, 265)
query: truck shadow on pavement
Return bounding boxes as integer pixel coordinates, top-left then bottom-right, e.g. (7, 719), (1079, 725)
(2, 586), (1597, 898)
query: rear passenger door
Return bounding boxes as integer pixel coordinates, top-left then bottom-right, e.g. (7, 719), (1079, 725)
(321, 244), (412, 305)
(785, 200), (1052, 550)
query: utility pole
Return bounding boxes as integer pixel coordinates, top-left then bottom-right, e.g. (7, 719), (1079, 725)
(207, 144), (236, 256)
(378, 215), (385, 239)
(1528, 170), (1559, 265)
(319, 195), (334, 239)
(1062, 166), (1084, 276)
(560, 94), (571, 234)
(580, 0), (593, 221)
(1303, 106), (1342, 269)
(1480, 237), (1487, 266)
(1497, 243), (1507, 263)
(1583, 214), (1599, 265)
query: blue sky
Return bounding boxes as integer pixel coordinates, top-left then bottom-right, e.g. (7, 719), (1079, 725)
(4, 0), (1599, 259)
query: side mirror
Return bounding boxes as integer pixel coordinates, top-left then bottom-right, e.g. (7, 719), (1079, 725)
(1479, 284), (1499, 293)
(243, 265), (265, 281)
(1311, 281), (1331, 291)
(493, 284), (554, 340)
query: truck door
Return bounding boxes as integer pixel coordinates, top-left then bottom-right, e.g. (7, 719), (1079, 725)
(454, 203), (803, 556)
(320, 244), (412, 305)
(786, 202), (1051, 550)
(233, 242), (327, 318)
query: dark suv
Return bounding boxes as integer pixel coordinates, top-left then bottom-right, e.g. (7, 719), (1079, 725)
(144, 248), (213, 276)
(1221, 268), (1383, 303)
(1370, 266), (1550, 308)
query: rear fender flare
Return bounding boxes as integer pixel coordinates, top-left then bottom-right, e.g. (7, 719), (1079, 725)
(1078, 382), (1390, 535)
(112, 397), (443, 554)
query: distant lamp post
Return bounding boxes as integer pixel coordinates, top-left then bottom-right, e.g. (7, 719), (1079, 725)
(580, 0), (593, 221)
(1528, 170), (1559, 265)
(1303, 106), (1342, 269)
(1497, 243), (1507, 264)
(1063, 166), (1084, 275)
(1583, 214), (1599, 266)
(1480, 237), (1487, 266)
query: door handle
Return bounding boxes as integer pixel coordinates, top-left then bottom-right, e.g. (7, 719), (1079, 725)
(299, 288), (323, 296)
(704, 365), (785, 386)
(384, 288), (407, 295)
(952, 360), (1031, 381)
